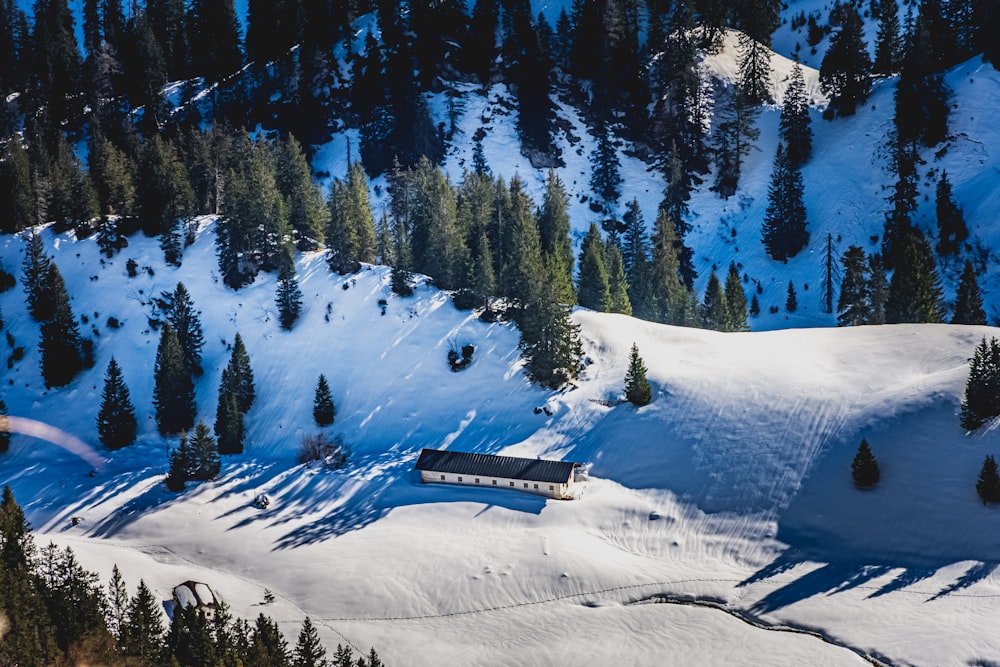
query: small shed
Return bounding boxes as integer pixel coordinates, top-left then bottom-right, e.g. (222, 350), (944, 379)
(172, 580), (220, 616)
(415, 448), (580, 499)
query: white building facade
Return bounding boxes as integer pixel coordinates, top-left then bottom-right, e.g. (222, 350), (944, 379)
(415, 448), (580, 500)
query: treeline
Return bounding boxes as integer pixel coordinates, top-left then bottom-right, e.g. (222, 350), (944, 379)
(0, 485), (383, 666)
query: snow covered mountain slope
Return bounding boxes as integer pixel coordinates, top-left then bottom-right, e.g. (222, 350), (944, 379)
(3, 223), (1000, 665)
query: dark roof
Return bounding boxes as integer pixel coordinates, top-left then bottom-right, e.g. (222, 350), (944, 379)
(415, 448), (579, 484)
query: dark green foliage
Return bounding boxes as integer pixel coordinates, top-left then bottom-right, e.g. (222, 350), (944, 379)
(249, 613), (291, 667)
(313, 374), (335, 427)
(977, 455), (1000, 504)
(724, 263), (749, 332)
(106, 565), (128, 646)
(590, 120), (622, 211)
(276, 258), (303, 331)
(36, 543), (110, 653)
(821, 233), (838, 315)
(97, 357), (137, 449)
(168, 281), (205, 375)
(518, 258), (583, 390)
(293, 617), (328, 667)
(851, 438), (880, 487)
(165, 602), (217, 666)
(779, 61), (813, 167)
(153, 323), (196, 435)
(647, 208), (694, 326)
(952, 260), (987, 325)
(136, 136), (194, 244)
(226, 333), (256, 413)
(327, 162), (377, 275)
(737, 29), (773, 107)
(38, 264), (85, 388)
(935, 172), (968, 255)
(837, 245), (871, 326)
(188, 0), (243, 83)
(276, 135), (330, 251)
(762, 145), (809, 261)
(121, 579), (164, 661)
(624, 343), (651, 406)
(188, 423), (221, 480)
(605, 243), (632, 316)
(885, 231), (946, 323)
(894, 2), (952, 148)
(820, 2), (871, 117)
(0, 139), (35, 234)
(701, 270), (729, 330)
(711, 87), (759, 197)
(577, 223), (611, 312)
(537, 169), (574, 300)
(786, 281), (798, 312)
(215, 385), (244, 455)
(961, 336), (1000, 430)
(873, 0), (902, 75)
(22, 231), (53, 322)
(750, 293), (760, 317)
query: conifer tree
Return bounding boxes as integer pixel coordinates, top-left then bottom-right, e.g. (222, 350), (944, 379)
(590, 120), (621, 212)
(952, 259), (987, 325)
(165, 432), (191, 492)
(0, 138), (35, 234)
(820, 2), (871, 117)
(621, 198), (647, 278)
(276, 251), (303, 331)
(327, 162), (377, 274)
(225, 333), (255, 413)
(39, 264), (85, 388)
(605, 243), (632, 316)
(885, 232), (946, 323)
(868, 253), (889, 325)
(249, 613), (290, 666)
(935, 171), (968, 255)
(874, 0), (903, 75)
(724, 263), (749, 331)
(978, 454), (1000, 504)
(313, 374), (335, 427)
(276, 134), (329, 251)
(762, 145), (809, 261)
(169, 282), (205, 375)
(577, 223), (611, 312)
(624, 343), (651, 406)
(711, 87), (759, 197)
(0, 395), (9, 453)
(960, 336), (1000, 430)
(153, 323), (196, 435)
(22, 230), (53, 322)
(214, 383), (244, 455)
(779, 61), (813, 167)
(648, 208), (691, 326)
(97, 357), (137, 449)
(293, 617), (328, 667)
(701, 270), (729, 330)
(851, 438), (880, 487)
(122, 579), (165, 661)
(537, 169), (574, 300)
(518, 259), (583, 390)
(837, 245), (871, 326)
(189, 422), (221, 479)
(750, 293), (760, 317)
(106, 564), (129, 646)
(786, 281), (798, 312)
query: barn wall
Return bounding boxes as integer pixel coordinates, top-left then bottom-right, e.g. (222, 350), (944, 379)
(419, 470), (573, 499)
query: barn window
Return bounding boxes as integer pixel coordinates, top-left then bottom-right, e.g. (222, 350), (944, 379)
(492, 480), (497, 485)
(458, 476), (463, 482)
(509, 482), (515, 487)
(533, 484), (538, 489)
(475, 478), (480, 484)
(440, 475), (446, 480)
(549, 485), (554, 490)
(524, 483), (528, 488)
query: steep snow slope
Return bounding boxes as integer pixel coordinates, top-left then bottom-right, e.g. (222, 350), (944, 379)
(4, 224), (1000, 664)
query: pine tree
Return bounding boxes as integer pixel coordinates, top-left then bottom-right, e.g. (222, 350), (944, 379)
(226, 333), (255, 413)
(624, 343), (651, 406)
(22, 230), (53, 322)
(518, 259), (583, 390)
(786, 281), (798, 312)
(293, 617), (328, 667)
(165, 432), (191, 492)
(577, 222), (611, 312)
(952, 259), (987, 325)
(960, 336), (1000, 430)
(39, 264), (85, 388)
(868, 252), (888, 325)
(978, 454), (1000, 504)
(169, 282), (205, 375)
(313, 374), (335, 427)
(837, 245), (871, 326)
(935, 171), (968, 255)
(701, 270), (729, 330)
(724, 263), (749, 331)
(820, 2), (872, 117)
(590, 120), (621, 212)
(621, 198), (647, 278)
(874, 0), (903, 75)
(97, 357), (137, 449)
(153, 323), (196, 435)
(189, 422), (221, 479)
(249, 613), (290, 667)
(851, 438), (880, 487)
(780, 61), (813, 167)
(750, 293), (760, 317)
(885, 231), (946, 323)
(276, 254), (303, 331)
(214, 382), (244, 455)
(821, 233), (839, 314)
(648, 208), (692, 326)
(106, 564), (129, 646)
(331, 644), (354, 667)
(711, 87), (759, 197)
(0, 138), (35, 234)
(121, 579), (163, 664)
(761, 145), (809, 261)
(605, 243), (632, 316)
(537, 169), (574, 300)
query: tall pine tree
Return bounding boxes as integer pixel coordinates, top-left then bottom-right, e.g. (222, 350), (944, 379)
(96, 357), (137, 449)
(153, 323), (196, 435)
(952, 259), (987, 325)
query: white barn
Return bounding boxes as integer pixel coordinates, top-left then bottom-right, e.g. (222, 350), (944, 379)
(415, 448), (580, 500)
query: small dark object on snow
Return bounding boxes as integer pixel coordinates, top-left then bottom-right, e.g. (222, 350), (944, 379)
(253, 493), (270, 509)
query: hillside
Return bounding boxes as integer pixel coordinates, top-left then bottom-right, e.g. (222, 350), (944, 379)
(3, 223), (1000, 665)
